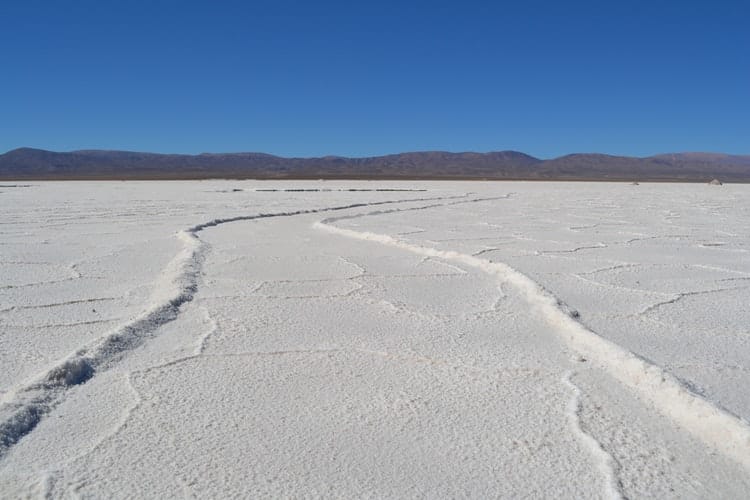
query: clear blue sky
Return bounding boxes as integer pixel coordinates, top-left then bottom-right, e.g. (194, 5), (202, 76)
(1, 0), (748, 158)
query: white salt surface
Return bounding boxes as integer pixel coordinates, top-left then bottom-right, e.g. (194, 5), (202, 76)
(0, 180), (749, 498)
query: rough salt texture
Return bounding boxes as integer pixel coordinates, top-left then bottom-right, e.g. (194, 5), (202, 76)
(0, 181), (748, 498)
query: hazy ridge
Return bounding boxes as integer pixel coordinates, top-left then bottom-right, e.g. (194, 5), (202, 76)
(1, 147), (749, 181)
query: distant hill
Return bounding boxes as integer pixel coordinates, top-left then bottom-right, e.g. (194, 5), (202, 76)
(1, 147), (749, 181)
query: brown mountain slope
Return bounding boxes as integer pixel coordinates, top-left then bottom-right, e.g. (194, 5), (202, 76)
(0, 148), (748, 181)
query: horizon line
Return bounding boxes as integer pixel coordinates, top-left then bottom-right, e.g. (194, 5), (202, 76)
(4, 146), (750, 161)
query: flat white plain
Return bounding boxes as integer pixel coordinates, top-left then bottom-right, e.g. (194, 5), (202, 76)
(0, 180), (748, 498)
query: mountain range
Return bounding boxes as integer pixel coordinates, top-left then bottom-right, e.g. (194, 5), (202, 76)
(1, 148), (749, 181)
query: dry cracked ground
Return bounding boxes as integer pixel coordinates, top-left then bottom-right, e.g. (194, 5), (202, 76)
(1, 181), (749, 498)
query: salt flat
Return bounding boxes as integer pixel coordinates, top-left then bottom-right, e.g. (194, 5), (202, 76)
(0, 181), (749, 498)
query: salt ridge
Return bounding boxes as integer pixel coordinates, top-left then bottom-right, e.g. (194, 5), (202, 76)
(0, 194), (466, 458)
(314, 208), (750, 470)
